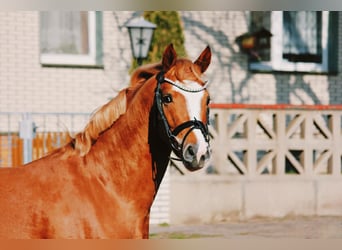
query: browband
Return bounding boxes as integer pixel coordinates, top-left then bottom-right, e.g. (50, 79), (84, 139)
(163, 77), (209, 93)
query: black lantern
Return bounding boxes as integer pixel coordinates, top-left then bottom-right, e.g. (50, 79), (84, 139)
(235, 27), (272, 61)
(125, 17), (156, 66)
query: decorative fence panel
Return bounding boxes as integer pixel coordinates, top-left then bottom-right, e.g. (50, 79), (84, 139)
(169, 104), (342, 223)
(209, 104), (342, 178)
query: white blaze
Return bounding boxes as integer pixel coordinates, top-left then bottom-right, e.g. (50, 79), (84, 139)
(172, 80), (208, 160)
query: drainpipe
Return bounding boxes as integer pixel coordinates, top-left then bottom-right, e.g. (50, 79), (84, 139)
(19, 113), (37, 164)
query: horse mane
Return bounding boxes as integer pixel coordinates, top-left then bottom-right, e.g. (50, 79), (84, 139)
(71, 63), (159, 157)
(73, 89), (128, 156)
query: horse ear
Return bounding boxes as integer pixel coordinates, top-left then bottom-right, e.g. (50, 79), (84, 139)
(194, 45), (211, 73)
(162, 43), (177, 71)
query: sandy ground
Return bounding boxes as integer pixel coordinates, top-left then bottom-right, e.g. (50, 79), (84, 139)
(149, 216), (342, 239)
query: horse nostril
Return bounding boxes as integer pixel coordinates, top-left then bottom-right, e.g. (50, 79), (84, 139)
(188, 146), (195, 156)
(183, 144), (198, 162)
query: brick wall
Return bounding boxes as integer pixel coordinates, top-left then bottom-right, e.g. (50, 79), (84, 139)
(150, 170), (170, 225)
(0, 11), (134, 114)
(1, 11), (340, 113)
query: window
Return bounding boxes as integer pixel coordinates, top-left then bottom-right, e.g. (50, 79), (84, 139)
(40, 11), (103, 67)
(249, 11), (338, 74)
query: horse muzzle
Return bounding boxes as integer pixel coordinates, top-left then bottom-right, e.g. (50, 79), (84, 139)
(168, 119), (211, 171)
(182, 143), (211, 171)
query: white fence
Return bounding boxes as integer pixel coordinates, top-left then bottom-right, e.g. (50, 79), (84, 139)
(170, 104), (342, 224)
(210, 104), (342, 177)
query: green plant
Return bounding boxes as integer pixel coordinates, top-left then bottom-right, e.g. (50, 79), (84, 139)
(130, 11), (187, 71)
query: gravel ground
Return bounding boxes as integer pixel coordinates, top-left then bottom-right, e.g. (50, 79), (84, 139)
(149, 216), (342, 239)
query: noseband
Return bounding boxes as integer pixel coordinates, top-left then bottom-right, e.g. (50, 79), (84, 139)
(154, 71), (210, 162)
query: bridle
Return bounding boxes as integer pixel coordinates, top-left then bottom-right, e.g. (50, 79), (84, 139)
(154, 71), (210, 162)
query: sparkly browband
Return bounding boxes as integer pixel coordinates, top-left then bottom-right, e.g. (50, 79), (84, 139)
(164, 77), (209, 93)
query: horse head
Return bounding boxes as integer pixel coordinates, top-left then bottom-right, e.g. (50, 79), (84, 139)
(155, 44), (212, 171)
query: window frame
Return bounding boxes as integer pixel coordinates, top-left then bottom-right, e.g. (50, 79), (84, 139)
(249, 11), (333, 74)
(39, 11), (103, 67)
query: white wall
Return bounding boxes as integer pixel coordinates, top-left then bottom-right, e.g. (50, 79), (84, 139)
(170, 175), (342, 224)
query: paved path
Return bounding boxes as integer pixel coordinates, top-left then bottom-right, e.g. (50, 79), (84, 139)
(150, 216), (342, 239)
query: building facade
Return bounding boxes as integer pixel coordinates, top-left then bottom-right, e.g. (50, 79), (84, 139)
(1, 11), (341, 115)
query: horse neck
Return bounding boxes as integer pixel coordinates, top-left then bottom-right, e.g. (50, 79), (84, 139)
(85, 78), (171, 192)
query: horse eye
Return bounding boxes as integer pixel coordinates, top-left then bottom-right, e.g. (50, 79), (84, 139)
(162, 94), (173, 104)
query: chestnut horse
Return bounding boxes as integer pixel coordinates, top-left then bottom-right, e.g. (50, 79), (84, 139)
(0, 44), (212, 239)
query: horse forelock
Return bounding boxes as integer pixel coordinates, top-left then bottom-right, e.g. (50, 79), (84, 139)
(168, 59), (206, 85)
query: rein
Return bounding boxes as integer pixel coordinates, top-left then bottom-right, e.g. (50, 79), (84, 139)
(154, 71), (210, 162)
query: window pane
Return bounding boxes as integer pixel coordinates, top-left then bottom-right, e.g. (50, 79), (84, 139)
(40, 11), (89, 55)
(282, 11), (322, 63)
